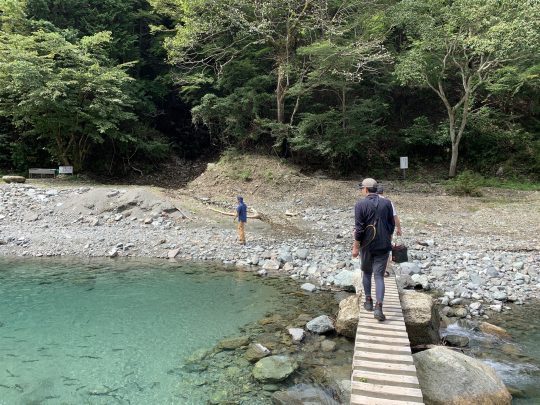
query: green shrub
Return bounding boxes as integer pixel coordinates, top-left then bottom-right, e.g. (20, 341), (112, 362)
(446, 170), (484, 196)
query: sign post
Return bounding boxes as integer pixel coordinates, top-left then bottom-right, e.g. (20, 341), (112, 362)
(400, 157), (408, 180)
(58, 166), (74, 175)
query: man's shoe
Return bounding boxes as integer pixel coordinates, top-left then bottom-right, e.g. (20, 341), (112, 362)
(374, 303), (386, 321)
(363, 297), (374, 311)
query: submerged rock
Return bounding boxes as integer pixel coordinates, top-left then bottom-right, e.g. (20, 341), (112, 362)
(253, 355), (298, 383)
(272, 384), (339, 405)
(288, 328), (305, 342)
(217, 336), (250, 350)
(414, 347), (512, 405)
(443, 334), (470, 347)
(478, 322), (511, 339)
(244, 343), (271, 363)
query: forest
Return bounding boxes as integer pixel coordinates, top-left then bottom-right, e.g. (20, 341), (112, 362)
(0, 0), (539, 180)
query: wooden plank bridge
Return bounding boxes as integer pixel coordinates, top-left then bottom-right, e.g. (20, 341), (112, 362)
(351, 276), (425, 405)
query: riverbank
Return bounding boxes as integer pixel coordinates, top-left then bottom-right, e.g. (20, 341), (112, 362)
(0, 156), (539, 320)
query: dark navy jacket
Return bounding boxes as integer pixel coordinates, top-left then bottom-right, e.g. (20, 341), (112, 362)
(236, 198), (247, 222)
(354, 194), (395, 252)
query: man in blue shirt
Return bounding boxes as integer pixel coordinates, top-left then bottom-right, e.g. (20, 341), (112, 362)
(352, 178), (395, 321)
(234, 196), (247, 245)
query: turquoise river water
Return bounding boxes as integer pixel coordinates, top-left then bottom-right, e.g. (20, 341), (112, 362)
(0, 258), (351, 404)
(443, 301), (540, 404)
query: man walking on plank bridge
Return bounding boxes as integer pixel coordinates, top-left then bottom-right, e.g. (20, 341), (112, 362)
(352, 178), (395, 321)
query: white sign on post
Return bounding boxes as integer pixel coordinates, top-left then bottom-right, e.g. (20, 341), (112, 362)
(400, 157), (409, 169)
(58, 166), (74, 174)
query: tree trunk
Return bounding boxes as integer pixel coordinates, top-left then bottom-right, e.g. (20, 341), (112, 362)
(342, 86), (347, 132)
(276, 65), (286, 124)
(447, 109), (457, 178)
(449, 142), (459, 178)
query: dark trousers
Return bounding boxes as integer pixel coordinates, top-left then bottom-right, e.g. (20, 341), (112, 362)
(361, 249), (389, 303)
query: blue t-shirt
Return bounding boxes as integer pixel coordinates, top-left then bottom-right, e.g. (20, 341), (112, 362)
(236, 202), (247, 222)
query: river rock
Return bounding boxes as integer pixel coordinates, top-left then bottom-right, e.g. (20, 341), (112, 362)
(321, 339), (336, 352)
(446, 307), (468, 318)
(272, 384), (340, 405)
(107, 248), (118, 258)
(478, 322), (511, 339)
(2, 175), (25, 183)
(262, 259), (280, 271)
(400, 262), (421, 275)
(244, 343), (271, 362)
(278, 250), (293, 263)
(411, 274), (430, 290)
(333, 270), (359, 292)
(443, 334), (470, 347)
(486, 267), (500, 278)
(295, 248), (309, 260)
(306, 315), (335, 334)
(300, 283), (317, 292)
(414, 347), (512, 405)
(252, 355), (298, 383)
(396, 274), (415, 290)
(288, 328), (305, 342)
(335, 295), (360, 338)
(217, 336), (250, 350)
(401, 291), (440, 346)
(168, 248), (180, 259)
(492, 291), (508, 301)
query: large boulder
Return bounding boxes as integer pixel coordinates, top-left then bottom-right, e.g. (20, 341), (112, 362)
(2, 175), (26, 184)
(414, 347), (512, 405)
(306, 315), (335, 334)
(401, 291), (440, 346)
(253, 355), (298, 383)
(335, 295), (360, 338)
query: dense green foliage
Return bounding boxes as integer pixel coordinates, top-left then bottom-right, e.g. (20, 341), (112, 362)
(0, 0), (539, 179)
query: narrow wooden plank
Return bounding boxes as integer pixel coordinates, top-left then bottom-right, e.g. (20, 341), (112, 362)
(355, 344), (411, 356)
(354, 351), (414, 365)
(355, 335), (411, 345)
(353, 359), (419, 375)
(352, 276), (424, 405)
(357, 322), (405, 331)
(352, 370), (420, 388)
(356, 328), (409, 338)
(357, 319), (406, 326)
(359, 314), (405, 322)
(352, 381), (424, 399)
(352, 381), (424, 403)
(350, 394), (423, 405)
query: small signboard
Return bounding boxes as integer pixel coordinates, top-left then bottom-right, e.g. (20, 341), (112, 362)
(400, 157), (409, 170)
(58, 166), (74, 175)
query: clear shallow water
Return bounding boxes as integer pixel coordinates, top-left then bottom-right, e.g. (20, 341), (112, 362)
(0, 258), (296, 404)
(442, 302), (540, 404)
